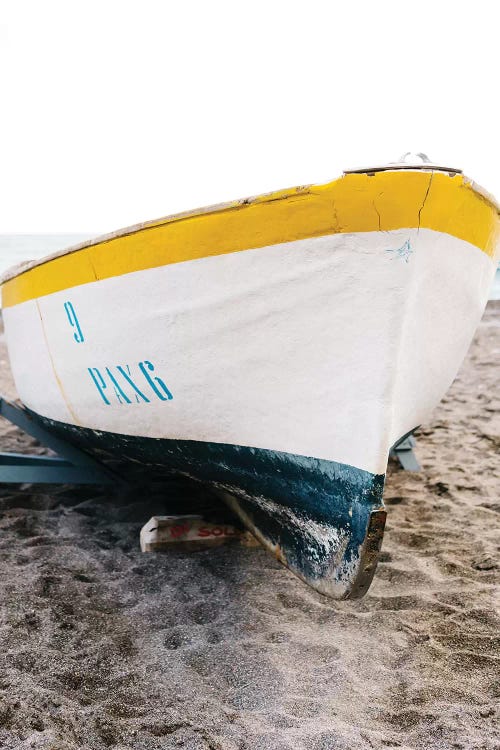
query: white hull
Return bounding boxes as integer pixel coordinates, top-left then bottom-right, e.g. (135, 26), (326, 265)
(3, 227), (495, 475)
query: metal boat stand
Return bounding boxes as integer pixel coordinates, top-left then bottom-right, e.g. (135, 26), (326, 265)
(0, 397), (118, 485)
(390, 433), (421, 472)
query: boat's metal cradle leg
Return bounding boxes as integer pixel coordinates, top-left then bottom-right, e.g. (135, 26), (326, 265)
(0, 397), (118, 485)
(390, 433), (421, 472)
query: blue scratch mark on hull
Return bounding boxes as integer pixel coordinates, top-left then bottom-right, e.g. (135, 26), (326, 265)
(386, 239), (412, 262)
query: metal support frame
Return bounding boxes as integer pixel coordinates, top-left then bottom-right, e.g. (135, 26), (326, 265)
(0, 397), (118, 485)
(390, 433), (421, 472)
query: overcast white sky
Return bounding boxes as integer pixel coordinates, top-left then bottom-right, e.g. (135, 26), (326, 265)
(0, 0), (498, 233)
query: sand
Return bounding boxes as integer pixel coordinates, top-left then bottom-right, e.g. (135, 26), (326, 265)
(0, 304), (499, 750)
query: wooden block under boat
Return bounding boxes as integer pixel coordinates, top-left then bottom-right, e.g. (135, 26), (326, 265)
(140, 515), (260, 553)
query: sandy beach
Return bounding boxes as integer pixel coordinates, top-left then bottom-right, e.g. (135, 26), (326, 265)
(0, 304), (498, 750)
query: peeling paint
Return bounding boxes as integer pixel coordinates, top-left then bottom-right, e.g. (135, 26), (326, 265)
(27, 411), (386, 599)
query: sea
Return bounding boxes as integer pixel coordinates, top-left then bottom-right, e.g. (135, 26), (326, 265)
(0, 234), (96, 276)
(0, 234), (499, 302)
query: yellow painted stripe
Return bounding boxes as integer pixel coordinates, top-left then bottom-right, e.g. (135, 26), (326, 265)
(2, 171), (499, 308)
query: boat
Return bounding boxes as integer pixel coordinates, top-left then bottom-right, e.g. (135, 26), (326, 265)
(1, 155), (499, 598)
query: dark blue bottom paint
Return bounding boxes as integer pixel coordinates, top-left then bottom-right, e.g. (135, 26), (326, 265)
(30, 412), (387, 598)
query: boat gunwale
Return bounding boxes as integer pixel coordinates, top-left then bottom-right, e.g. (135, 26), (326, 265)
(1, 168), (498, 286)
(0, 184), (314, 284)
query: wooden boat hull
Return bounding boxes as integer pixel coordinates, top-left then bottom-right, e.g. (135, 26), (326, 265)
(2, 169), (499, 598)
